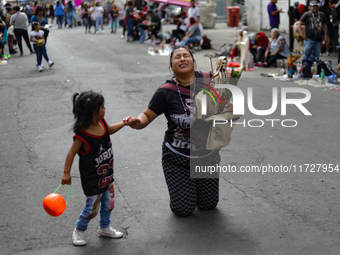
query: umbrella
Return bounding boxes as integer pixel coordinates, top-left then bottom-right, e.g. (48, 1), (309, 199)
(146, 0), (191, 8)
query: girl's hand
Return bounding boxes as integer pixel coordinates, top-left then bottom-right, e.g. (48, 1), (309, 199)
(61, 173), (71, 185)
(123, 116), (141, 129)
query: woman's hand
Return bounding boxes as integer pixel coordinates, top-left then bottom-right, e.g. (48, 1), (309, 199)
(265, 51), (268, 59)
(123, 116), (142, 129)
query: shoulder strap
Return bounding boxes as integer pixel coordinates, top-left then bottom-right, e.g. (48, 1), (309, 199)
(202, 71), (211, 86)
(160, 71), (211, 96)
(13, 12), (20, 25)
(160, 82), (191, 96)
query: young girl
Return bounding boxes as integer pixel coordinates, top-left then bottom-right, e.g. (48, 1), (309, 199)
(29, 22), (54, 72)
(61, 91), (126, 246)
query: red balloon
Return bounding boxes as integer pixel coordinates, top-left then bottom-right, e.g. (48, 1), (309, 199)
(43, 193), (66, 217)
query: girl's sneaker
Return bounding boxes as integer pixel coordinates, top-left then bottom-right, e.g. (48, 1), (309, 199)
(97, 226), (123, 239)
(48, 60), (54, 67)
(72, 228), (86, 246)
(38, 65), (43, 72)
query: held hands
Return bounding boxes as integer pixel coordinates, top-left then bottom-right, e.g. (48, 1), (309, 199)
(123, 116), (142, 129)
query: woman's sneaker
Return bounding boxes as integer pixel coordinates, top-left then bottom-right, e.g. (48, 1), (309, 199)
(38, 65), (43, 72)
(48, 60), (54, 68)
(72, 228), (86, 246)
(97, 226), (123, 238)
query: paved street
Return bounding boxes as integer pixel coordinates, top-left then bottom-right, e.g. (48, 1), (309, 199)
(1, 22), (340, 255)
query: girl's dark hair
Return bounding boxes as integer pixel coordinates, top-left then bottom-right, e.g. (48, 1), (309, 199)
(169, 45), (196, 72)
(72, 91), (104, 132)
(31, 21), (39, 30)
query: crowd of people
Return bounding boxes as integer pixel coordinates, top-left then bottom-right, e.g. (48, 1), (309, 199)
(229, 0), (340, 70)
(0, 0), (206, 71)
(3, 0), (340, 71)
(0, 2), (54, 71)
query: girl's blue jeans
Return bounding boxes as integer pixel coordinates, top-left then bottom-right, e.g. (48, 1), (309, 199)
(33, 44), (49, 66)
(76, 183), (115, 232)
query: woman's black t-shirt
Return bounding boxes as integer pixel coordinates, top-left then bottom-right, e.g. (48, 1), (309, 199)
(148, 71), (212, 156)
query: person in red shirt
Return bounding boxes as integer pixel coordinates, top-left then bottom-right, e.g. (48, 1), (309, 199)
(250, 32), (269, 64)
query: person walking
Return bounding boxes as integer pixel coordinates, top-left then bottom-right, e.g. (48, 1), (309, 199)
(10, 6), (34, 56)
(188, 0), (200, 24)
(24, 3), (33, 24)
(81, 4), (92, 33)
(267, 0), (282, 29)
(94, 1), (104, 34)
(109, 3), (119, 33)
(298, 1), (328, 61)
(54, 1), (64, 29)
(5, 7), (17, 54)
(49, 4), (55, 24)
(65, 1), (75, 28)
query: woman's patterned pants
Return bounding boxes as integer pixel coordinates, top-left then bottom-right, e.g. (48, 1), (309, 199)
(162, 143), (220, 217)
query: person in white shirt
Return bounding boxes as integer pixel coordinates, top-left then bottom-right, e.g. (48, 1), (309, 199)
(94, 1), (104, 33)
(187, 0), (200, 23)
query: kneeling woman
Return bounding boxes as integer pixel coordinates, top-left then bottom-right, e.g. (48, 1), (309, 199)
(123, 46), (220, 217)
(264, 28), (290, 67)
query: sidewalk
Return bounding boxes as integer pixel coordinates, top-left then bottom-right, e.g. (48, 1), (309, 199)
(202, 22), (339, 72)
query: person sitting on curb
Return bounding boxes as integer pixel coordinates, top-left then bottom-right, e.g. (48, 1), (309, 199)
(179, 17), (202, 48)
(264, 28), (290, 67)
(250, 32), (269, 65)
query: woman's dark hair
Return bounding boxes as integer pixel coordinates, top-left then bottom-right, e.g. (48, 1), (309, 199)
(56, 1), (60, 6)
(13, 6), (20, 12)
(34, 6), (45, 16)
(72, 91), (104, 132)
(169, 45), (196, 72)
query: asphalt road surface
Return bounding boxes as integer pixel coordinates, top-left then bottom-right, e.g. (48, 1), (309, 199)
(1, 23), (339, 255)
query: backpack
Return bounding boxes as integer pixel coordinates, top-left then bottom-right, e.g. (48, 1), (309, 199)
(317, 61), (333, 76)
(302, 65), (312, 78)
(216, 43), (233, 56)
(25, 6), (33, 16)
(202, 35), (211, 49)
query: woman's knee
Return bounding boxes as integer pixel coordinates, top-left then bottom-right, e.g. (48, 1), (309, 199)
(170, 204), (195, 217)
(197, 200), (219, 210)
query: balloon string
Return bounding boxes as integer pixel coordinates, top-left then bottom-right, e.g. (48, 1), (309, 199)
(66, 184), (71, 205)
(53, 184), (62, 193)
